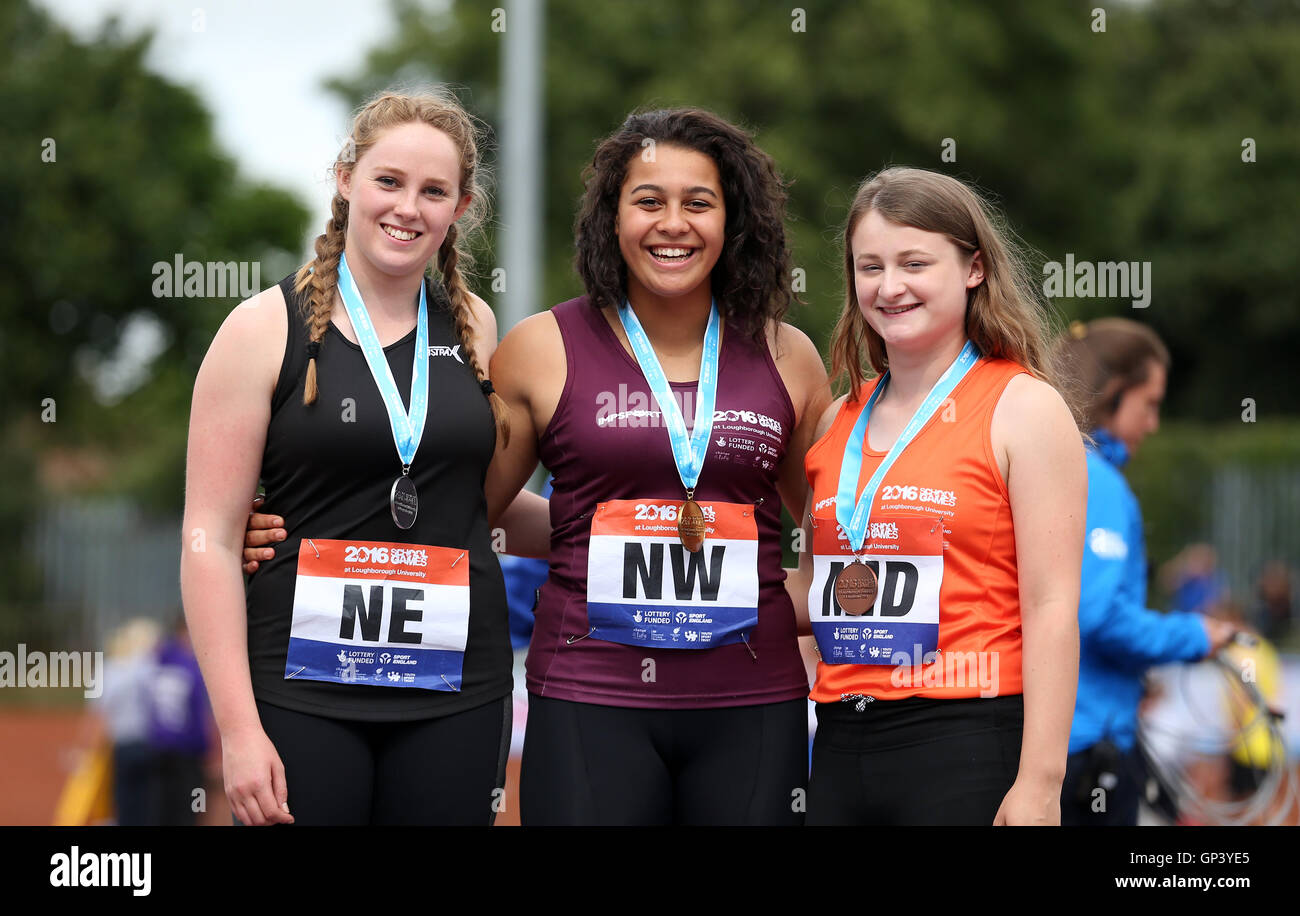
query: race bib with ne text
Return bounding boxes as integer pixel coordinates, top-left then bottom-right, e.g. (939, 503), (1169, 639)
(286, 538), (470, 690)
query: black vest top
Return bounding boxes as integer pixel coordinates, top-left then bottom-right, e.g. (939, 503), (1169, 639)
(244, 273), (511, 721)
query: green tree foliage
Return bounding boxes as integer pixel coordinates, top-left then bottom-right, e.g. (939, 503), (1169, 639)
(0, 0), (309, 642)
(330, 0), (1298, 418)
(0, 0), (309, 510)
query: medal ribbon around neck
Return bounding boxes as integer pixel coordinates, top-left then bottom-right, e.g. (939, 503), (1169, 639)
(336, 251), (430, 471)
(616, 299), (721, 494)
(835, 340), (980, 556)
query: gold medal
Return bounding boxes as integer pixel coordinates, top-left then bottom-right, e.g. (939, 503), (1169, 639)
(834, 559), (877, 616)
(678, 497), (706, 553)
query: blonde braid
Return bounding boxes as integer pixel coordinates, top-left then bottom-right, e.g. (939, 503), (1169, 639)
(438, 224), (510, 447)
(293, 193), (349, 405)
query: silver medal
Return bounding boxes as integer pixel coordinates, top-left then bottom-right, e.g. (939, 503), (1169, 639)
(390, 475), (418, 529)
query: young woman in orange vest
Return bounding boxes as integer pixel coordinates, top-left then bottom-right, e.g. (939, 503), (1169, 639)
(790, 167), (1086, 825)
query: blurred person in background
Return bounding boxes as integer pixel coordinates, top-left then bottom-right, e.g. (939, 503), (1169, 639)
(1055, 318), (1236, 826)
(100, 617), (162, 825)
(1160, 543), (1229, 617)
(1144, 597), (1289, 825)
(148, 615), (213, 826)
(1252, 561), (1294, 644)
(1211, 599), (1286, 807)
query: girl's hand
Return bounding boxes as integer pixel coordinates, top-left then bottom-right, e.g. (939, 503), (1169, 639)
(222, 725), (294, 826)
(993, 774), (1061, 826)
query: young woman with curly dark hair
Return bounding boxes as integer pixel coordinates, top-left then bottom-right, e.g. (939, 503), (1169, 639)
(487, 108), (831, 825)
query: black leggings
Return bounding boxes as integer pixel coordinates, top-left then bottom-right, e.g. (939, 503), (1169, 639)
(249, 695), (511, 825)
(520, 693), (809, 826)
(807, 694), (1023, 825)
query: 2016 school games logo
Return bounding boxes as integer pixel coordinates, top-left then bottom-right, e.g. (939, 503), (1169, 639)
(817, 483), (957, 512)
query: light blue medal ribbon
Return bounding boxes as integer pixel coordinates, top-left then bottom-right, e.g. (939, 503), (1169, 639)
(616, 299), (721, 497)
(835, 340), (980, 557)
(336, 253), (429, 518)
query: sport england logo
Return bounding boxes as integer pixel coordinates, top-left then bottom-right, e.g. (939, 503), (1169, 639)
(428, 345), (464, 364)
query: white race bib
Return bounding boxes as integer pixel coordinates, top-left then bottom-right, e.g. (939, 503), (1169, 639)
(808, 516), (944, 665)
(286, 538), (470, 690)
(586, 499), (758, 649)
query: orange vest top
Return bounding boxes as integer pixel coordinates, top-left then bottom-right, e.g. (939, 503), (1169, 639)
(805, 358), (1028, 702)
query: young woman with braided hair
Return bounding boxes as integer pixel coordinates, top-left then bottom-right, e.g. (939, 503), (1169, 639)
(181, 89), (544, 826)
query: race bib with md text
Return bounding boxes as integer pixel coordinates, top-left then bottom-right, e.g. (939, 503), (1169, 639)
(808, 515), (943, 665)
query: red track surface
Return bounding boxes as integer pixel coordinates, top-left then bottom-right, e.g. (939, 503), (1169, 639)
(0, 708), (525, 826)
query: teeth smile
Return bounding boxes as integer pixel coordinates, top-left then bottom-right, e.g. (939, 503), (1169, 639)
(880, 303), (920, 315)
(383, 225), (420, 241)
(650, 247), (693, 260)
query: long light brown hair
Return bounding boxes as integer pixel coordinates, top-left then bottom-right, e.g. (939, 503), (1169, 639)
(293, 89), (508, 443)
(830, 167), (1067, 415)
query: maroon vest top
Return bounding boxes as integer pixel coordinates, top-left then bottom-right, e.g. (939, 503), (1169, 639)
(526, 297), (810, 708)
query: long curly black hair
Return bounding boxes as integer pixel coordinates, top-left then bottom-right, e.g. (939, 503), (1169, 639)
(573, 108), (794, 344)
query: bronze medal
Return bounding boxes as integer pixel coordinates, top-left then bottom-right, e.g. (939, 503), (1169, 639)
(834, 560), (877, 616)
(678, 499), (707, 553)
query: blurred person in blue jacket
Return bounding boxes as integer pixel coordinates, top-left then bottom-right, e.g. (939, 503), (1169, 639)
(1055, 319), (1236, 825)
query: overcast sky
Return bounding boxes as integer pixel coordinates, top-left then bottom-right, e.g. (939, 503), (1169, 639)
(37, 0), (412, 238)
